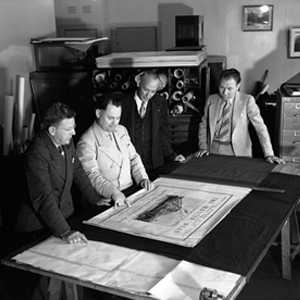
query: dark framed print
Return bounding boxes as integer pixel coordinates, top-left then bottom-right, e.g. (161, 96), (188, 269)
(242, 5), (273, 31)
(288, 27), (300, 58)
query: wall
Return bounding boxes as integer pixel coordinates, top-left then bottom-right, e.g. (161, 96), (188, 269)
(0, 0), (56, 146)
(56, 0), (300, 95)
(107, 0), (300, 94)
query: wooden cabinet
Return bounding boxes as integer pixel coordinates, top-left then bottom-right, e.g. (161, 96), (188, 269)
(93, 50), (209, 154)
(276, 88), (300, 162)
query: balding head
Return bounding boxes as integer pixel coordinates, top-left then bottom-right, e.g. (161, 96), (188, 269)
(136, 71), (163, 102)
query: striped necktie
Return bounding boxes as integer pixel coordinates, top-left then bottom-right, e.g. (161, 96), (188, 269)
(139, 101), (147, 118)
(219, 101), (231, 139)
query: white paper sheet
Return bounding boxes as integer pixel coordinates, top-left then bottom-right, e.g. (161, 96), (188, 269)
(84, 178), (251, 247)
(13, 237), (243, 300)
(149, 261), (244, 300)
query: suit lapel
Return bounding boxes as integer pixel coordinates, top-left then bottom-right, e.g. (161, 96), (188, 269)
(92, 122), (122, 166)
(232, 92), (243, 132)
(208, 95), (223, 136)
(42, 131), (66, 180)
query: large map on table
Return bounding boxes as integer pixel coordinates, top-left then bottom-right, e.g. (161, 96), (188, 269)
(84, 178), (251, 247)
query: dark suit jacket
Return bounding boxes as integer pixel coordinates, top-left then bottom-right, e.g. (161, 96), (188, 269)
(15, 130), (101, 237)
(120, 92), (177, 170)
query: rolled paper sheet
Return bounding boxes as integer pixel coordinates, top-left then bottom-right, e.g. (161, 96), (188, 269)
(121, 81), (131, 90)
(110, 82), (118, 89)
(3, 95), (14, 155)
(173, 68), (184, 79)
(170, 104), (184, 116)
(15, 75), (25, 144)
(22, 126), (29, 144)
(182, 89), (195, 102)
(114, 74), (122, 82)
(94, 72), (106, 83)
(185, 78), (190, 85)
(171, 90), (183, 101)
(160, 91), (169, 100)
(28, 113), (36, 141)
(176, 80), (184, 89)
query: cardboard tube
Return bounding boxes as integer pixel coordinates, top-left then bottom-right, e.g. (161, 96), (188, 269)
(176, 80), (184, 89)
(171, 90), (183, 101)
(3, 95), (14, 155)
(15, 75), (25, 144)
(174, 68), (184, 79)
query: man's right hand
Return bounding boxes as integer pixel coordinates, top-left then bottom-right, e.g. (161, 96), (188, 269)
(112, 191), (131, 208)
(194, 150), (209, 158)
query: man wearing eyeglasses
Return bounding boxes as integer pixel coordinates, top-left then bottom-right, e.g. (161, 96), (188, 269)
(15, 102), (103, 245)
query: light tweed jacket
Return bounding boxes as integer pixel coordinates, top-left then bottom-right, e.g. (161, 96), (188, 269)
(198, 91), (274, 157)
(76, 121), (148, 199)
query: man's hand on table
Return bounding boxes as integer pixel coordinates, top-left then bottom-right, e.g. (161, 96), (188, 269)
(140, 179), (155, 191)
(112, 191), (131, 208)
(60, 230), (88, 244)
(194, 150), (209, 158)
(265, 155), (285, 164)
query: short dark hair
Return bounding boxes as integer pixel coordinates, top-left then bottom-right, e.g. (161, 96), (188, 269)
(220, 68), (241, 84)
(94, 93), (122, 110)
(43, 102), (76, 129)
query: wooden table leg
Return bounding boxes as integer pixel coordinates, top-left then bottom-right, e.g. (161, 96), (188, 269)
(64, 281), (83, 300)
(49, 278), (63, 300)
(281, 218), (291, 280)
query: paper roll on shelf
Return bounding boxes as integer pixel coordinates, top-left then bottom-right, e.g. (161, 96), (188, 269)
(171, 90), (183, 101)
(176, 80), (184, 89)
(94, 72), (106, 83)
(182, 89), (195, 102)
(114, 74), (122, 82)
(3, 95), (14, 156)
(160, 91), (169, 100)
(173, 68), (184, 79)
(109, 82), (118, 89)
(121, 81), (131, 90)
(170, 104), (184, 116)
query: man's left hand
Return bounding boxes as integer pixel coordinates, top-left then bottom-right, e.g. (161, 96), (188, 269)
(174, 154), (185, 162)
(140, 179), (155, 191)
(265, 155), (285, 164)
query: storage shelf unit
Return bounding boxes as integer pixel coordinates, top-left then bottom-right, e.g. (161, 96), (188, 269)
(93, 50), (209, 154)
(276, 88), (300, 162)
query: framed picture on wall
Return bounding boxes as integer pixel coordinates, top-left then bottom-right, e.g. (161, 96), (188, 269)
(242, 5), (273, 31)
(288, 27), (300, 58)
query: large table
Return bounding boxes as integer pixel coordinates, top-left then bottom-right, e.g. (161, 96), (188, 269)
(2, 155), (300, 300)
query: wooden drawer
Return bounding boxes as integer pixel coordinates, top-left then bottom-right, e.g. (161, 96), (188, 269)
(283, 102), (300, 129)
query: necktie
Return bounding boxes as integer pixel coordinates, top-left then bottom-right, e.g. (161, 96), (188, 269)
(219, 101), (231, 139)
(58, 145), (64, 156)
(139, 101), (147, 118)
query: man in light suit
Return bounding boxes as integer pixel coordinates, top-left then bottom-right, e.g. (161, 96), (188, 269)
(195, 68), (284, 164)
(15, 102), (103, 245)
(120, 70), (185, 172)
(76, 93), (154, 208)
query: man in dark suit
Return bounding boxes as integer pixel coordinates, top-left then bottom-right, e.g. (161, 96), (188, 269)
(15, 102), (104, 245)
(120, 70), (185, 172)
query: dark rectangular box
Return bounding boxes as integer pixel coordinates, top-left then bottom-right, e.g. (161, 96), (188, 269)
(176, 15), (204, 47)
